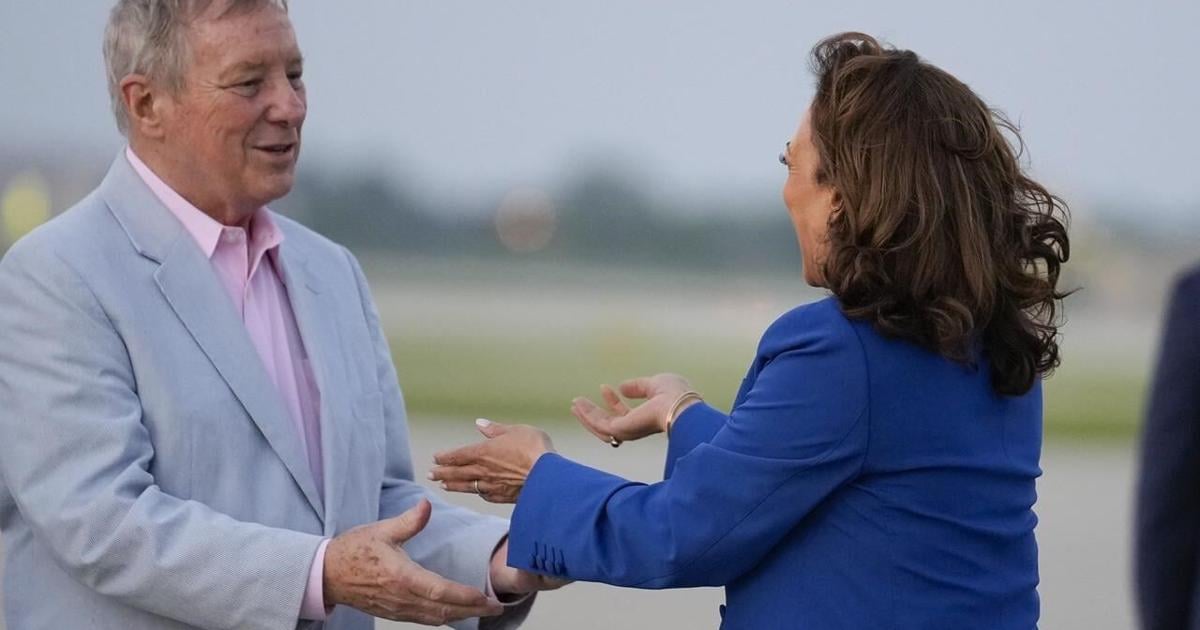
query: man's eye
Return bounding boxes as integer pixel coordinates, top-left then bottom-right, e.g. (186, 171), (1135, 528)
(232, 79), (261, 94)
(287, 73), (304, 88)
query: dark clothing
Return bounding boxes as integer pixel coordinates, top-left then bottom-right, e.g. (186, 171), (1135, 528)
(1136, 264), (1200, 630)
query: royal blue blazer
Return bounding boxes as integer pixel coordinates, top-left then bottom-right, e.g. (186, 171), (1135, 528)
(508, 297), (1041, 629)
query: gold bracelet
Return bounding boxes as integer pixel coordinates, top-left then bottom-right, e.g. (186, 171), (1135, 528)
(665, 391), (703, 436)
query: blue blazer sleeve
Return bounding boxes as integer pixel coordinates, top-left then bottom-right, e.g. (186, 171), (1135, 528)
(507, 301), (869, 588)
(662, 403), (725, 478)
(1135, 266), (1200, 629)
(662, 364), (760, 478)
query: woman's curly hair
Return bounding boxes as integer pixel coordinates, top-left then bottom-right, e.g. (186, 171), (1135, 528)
(809, 33), (1071, 396)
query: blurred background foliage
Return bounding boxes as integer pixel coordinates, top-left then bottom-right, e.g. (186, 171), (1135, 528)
(2, 153), (1194, 442)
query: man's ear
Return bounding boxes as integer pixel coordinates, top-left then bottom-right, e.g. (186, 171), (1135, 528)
(120, 75), (169, 139)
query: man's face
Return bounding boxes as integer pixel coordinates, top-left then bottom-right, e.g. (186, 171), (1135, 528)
(161, 4), (305, 216)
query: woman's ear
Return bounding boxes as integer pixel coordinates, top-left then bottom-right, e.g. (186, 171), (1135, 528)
(829, 188), (844, 214)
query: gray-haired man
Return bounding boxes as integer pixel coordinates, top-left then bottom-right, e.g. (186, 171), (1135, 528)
(0, 1), (556, 628)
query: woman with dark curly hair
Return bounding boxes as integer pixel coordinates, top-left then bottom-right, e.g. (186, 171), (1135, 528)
(432, 32), (1069, 629)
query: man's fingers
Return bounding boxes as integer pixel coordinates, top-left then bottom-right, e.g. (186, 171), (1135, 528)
(382, 572), (503, 624)
(405, 564), (501, 609)
(601, 384), (631, 415)
(383, 499), (432, 544)
(398, 601), (501, 626)
(401, 599), (503, 625)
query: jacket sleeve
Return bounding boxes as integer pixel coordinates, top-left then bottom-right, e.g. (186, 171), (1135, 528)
(506, 305), (869, 588)
(662, 402), (726, 478)
(1135, 268), (1200, 630)
(343, 249), (532, 630)
(0, 241), (324, 630)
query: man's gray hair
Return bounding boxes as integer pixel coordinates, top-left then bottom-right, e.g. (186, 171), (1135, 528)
(103, 0), (289, 136)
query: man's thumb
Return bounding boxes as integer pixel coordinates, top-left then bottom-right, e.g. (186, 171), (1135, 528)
(383, 498), (432, 544)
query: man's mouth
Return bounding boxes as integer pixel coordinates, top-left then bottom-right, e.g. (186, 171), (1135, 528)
(255, 143), (296, 155)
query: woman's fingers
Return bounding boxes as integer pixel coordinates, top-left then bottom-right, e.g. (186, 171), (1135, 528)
(609, 402), (663, 440)
(573, 389), (670, 442)
(601, 384), (631, 415)
(435, 420), (518, 465)
(619, 377), (653, 400)
(433, 443), (485, 466)
(440, 479), (519, 503)
(428, 464), (489, 483)
(440, 479), (482, 494)
(620, 373), (692, 402)
(475, 418), (510, 438)
(572, 397), (617, 444)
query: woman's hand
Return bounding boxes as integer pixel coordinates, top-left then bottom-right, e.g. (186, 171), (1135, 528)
(429, 419), (554, 504)
(571, 373), (699, 446)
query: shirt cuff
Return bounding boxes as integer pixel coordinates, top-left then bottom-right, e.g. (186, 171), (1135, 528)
(485, 535), (535, 608)
(299, 538), (332, 620)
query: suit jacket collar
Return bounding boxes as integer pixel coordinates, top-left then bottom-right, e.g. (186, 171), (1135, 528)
(98, 152), (328, 522)
(99, 150), (187, 265)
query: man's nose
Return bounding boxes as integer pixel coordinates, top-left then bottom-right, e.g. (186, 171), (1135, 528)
(265, 80), (306, 127)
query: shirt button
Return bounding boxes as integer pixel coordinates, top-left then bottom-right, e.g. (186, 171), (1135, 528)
(223, 230), (245, 243)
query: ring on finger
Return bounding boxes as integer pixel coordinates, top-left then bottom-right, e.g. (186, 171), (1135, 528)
(474, 479), (481, 495)
(609, 435), (622, 448)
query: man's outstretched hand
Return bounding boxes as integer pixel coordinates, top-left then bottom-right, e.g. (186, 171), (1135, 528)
(324, 499), (504, 625)
(489, 537), (571, 597)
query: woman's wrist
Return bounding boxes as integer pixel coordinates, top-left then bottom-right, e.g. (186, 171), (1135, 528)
(663, 391), (704, 435)
(523, 447), (554, 478)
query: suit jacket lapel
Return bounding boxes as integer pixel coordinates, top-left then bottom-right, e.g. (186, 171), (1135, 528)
(100, 153), (325, 522)
(276, 239), (351, 536)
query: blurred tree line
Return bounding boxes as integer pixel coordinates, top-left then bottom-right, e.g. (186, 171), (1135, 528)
(282, 162), (803, 274)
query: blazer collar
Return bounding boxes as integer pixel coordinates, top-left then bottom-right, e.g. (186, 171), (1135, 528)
(98, 150), (187, 265)
(99, 151), (327, 522)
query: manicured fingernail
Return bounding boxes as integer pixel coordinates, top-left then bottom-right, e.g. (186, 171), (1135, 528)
(441, 482), (448, 490)
(476, 418), (492, 427)
(426, 471), (435, 480)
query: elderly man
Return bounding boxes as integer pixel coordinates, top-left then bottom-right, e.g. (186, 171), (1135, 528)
(0, 1), (554, 628)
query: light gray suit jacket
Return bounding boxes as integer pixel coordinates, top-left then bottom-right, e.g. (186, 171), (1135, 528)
(0, 154), (526, 630)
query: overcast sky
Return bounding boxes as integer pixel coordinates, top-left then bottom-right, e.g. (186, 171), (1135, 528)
(1, 1), (1196, 215)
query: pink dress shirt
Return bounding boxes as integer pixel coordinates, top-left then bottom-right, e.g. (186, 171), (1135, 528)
(126, 148), (331, 620)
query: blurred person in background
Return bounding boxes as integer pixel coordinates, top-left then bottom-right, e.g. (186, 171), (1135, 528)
(431, 32), (1071, 629)
(0, 1), (558, 628)
(1135, 263), (1200, 630)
